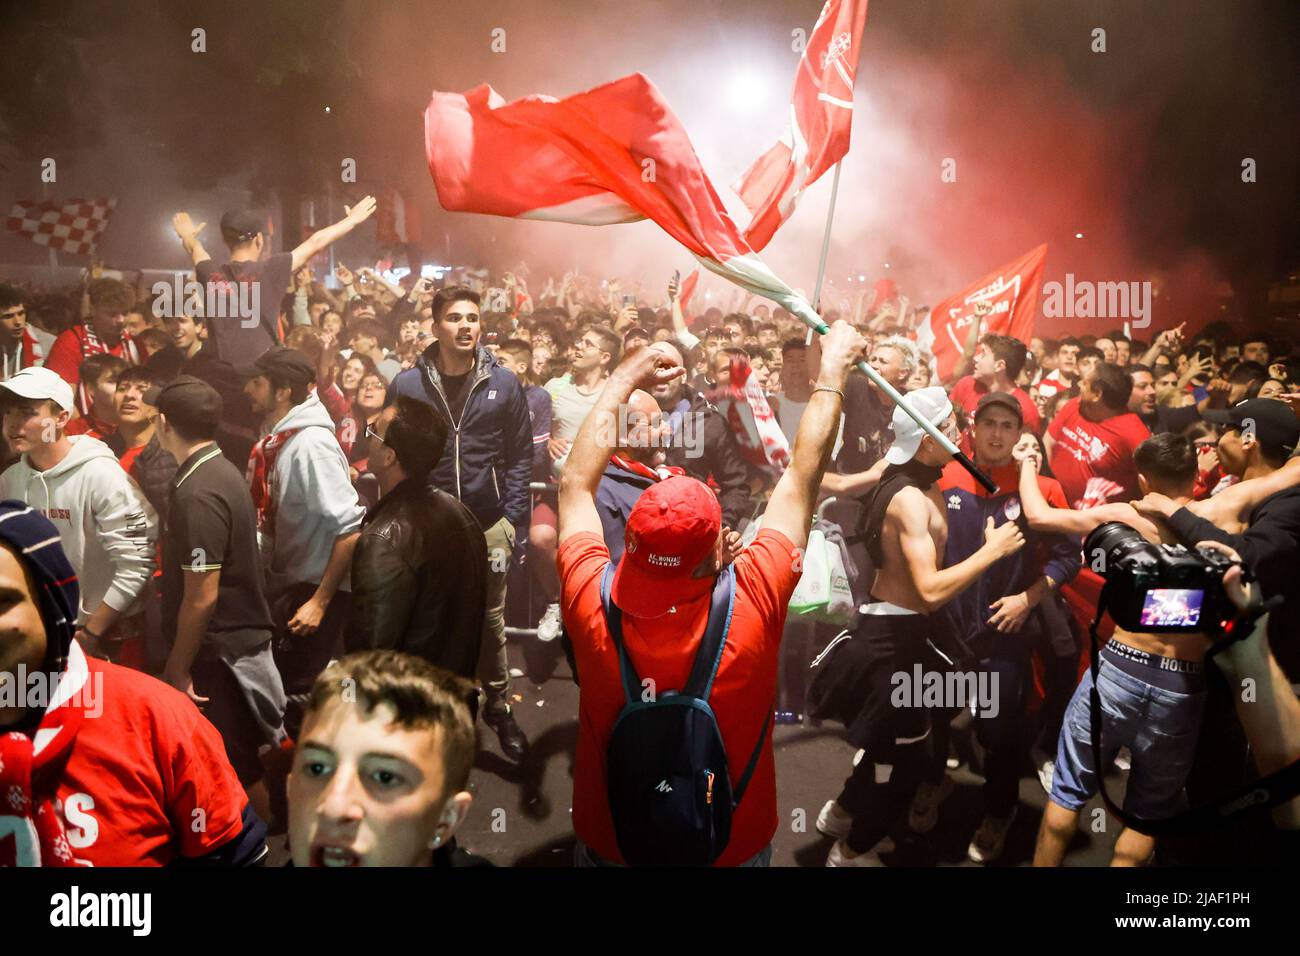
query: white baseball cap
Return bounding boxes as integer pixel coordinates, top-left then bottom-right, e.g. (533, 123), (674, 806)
(884, 385), (954, 465)
(0, 366), (76, 413)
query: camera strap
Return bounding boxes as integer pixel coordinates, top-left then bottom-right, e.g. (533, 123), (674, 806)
(1086, 587), (1300, 836)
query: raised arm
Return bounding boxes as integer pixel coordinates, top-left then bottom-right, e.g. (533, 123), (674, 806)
(558, 343), (686, 544)
(1015, 445), (1140, 536)
(948, 300), (991, 384)
(291, 196), (377, 273)
(762, 320), (868, 549)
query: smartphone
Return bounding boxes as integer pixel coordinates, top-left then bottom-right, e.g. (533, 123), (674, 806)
(622, 293), (634, 307)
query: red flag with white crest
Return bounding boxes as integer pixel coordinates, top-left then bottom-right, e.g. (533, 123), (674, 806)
(916, 244), (1048, 382)
(733, 0), (870, 251)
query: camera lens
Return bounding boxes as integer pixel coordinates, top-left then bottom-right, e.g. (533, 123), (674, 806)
(1084, 522), (1159, 580)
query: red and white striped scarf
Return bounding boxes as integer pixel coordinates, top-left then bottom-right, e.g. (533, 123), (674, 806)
(1, 328), (44, 382)
(0, 642), (90, 867)
(73, 324), (139, 415)
(246, 427), (303, 538)
(609, 453), (684, 483)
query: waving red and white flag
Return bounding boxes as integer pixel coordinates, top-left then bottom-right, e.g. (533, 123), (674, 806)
(733, 0), (870, 251)
(916, 243), (1049, 383)
(424, 73), (825, 329)
(6, 199), (116, 257)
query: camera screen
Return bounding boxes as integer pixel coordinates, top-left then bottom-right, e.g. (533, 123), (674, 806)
(1139, 588), (1204, 627)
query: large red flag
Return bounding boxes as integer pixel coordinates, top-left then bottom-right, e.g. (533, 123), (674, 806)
(424, 72), (825, 328)
(733, 0), (870, 251)
(916, 244), (1048, 382)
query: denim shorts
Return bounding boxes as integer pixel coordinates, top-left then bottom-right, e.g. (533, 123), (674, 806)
(1049, 649), (1206, 819)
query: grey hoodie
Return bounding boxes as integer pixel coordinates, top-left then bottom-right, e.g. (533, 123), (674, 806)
(260, 390), (365, 589)
(1, 434), (157, 624)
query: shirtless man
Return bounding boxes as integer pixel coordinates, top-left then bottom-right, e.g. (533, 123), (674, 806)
(818, 386), (1026, 866)
(1016, 432), (1210, 866)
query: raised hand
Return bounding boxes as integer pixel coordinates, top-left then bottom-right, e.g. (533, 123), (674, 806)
(343, 195), (378, 226)
(172, 212), (205, 243)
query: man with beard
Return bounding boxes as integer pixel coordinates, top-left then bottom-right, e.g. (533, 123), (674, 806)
(649, 341), (753, 530)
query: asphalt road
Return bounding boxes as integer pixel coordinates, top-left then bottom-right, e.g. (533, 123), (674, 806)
(448, 637), (1123, 868)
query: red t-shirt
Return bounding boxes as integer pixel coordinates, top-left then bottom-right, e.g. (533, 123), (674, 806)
(949, 376), (1041, 434)
(52, 656), (247, 866)
(1047, 397), (1150, 509)
(558, 528), (802, 866)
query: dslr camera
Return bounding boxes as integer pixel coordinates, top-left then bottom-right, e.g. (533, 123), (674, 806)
(1083, 522), (1238, 633)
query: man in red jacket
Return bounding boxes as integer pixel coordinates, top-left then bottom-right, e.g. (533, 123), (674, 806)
(0, 501), (264, 866)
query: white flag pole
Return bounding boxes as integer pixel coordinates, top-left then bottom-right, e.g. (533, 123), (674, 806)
(811, 161), (843, 317)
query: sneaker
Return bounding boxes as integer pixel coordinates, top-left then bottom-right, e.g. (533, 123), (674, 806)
(968, 808), (1017, 864)
(907, 775), (955, 834)
(537, 603), (562, 643)
(816, 800), (854, 840)
(1037, 760), (1054, 794)
(826, 840), (885, 867)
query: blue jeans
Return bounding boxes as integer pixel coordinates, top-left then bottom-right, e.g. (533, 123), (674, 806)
(1050, 658), (1205, 819)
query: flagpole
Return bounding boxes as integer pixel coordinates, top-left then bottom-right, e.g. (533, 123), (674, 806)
(811, 160), (843, 314)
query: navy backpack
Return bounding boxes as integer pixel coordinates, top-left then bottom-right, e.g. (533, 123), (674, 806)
(599, 563), (772, 866)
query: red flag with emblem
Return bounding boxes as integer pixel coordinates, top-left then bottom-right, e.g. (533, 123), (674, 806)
(733, 0), (870, 251)
(916, 244), (1048, 383)
(423, 72), (829, 330)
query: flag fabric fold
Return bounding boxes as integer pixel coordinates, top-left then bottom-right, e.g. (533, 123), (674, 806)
(423, 72), (826, 330)
(915, 244), (1049, 382)
(732, 0), (870, 251)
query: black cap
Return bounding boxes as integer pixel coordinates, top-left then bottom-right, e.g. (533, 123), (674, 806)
(974, 391), (1024, 425)
(1203, 398), (1300, 458)
(145, 375), (222, 432)
(237, 346), (316, 388)
(220, 210), (264, 243)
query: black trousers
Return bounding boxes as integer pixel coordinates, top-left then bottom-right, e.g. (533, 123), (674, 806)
(271, 583), (352, 740)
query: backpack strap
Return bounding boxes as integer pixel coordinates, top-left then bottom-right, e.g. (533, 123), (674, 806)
(599, 563), (643, 704)
(733, 696), (774, 806)
(682, 564), (736, 702)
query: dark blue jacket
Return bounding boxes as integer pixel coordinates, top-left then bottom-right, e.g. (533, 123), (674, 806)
(595, 463), (654, 563)
(388, 344), (532, 536)
(939, 463), (1081, 658)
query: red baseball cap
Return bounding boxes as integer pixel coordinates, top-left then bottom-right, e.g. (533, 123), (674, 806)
(612, 476), (722, 619)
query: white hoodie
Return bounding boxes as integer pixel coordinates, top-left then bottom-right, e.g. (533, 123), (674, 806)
(2, 435), (158, 624)
(262, 390), (365, 589)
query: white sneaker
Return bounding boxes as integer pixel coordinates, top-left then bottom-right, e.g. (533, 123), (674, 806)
(537, 603), (562, 643)
(1037, 760), (1054, 794)
(816, 800), (854, 840)
(826, 840), (885, 867)
(907, 775), (954, 834)
(968, 807), (1017, 864)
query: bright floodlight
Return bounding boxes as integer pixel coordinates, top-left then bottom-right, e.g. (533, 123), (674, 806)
(726, 69), (770, 114)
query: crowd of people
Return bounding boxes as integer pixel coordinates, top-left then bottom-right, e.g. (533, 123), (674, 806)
(1, 198), (1298, 868)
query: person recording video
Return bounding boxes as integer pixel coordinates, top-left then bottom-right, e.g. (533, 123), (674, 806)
(1015, 432), (1210, 866)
